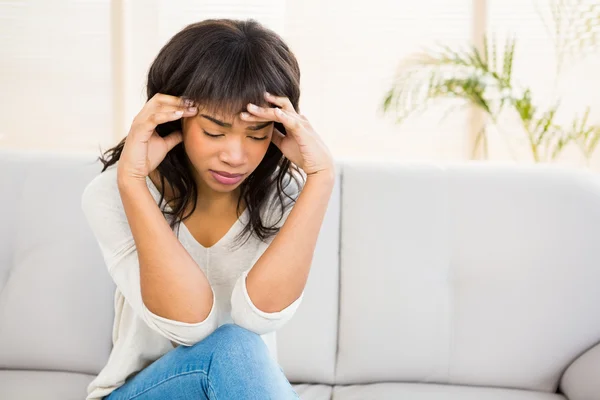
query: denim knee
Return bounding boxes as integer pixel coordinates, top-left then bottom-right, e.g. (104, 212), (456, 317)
(206, 324), (269, 366)
(210, 324), (263, 352)
(174, 323), (268, 373)
(178, 324), (296, 399)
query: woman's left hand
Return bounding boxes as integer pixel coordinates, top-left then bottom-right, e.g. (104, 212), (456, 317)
(242, 92), (334, 178)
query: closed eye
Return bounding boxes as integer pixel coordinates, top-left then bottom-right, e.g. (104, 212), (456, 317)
(203, 130), (268, 141)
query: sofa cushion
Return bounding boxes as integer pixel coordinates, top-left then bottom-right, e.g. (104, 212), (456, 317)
(336, 161), (600, 392)
(277, 165), (342, 385)
(293, 383), (333, 400)
(332, 382), (566, 400)
(337, 163), (452, 385)
(0, 370), (96, 400)
(0, 150), (114, 375)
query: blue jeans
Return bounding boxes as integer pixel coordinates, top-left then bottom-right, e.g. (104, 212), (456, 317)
(104, 324), (300, 400)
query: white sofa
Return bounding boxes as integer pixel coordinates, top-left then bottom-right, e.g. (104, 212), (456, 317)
(1, 148), (599, 400)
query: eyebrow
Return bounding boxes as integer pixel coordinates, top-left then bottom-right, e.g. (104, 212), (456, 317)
(200, 114), (273, 131)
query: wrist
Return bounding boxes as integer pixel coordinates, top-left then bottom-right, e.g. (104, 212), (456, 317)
(306, 167), (335, 185)
(117, 173), (148, 193)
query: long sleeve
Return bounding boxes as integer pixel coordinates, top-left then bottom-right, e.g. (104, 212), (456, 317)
(81, 166), (218, 346)
(230, 170), (306, 335)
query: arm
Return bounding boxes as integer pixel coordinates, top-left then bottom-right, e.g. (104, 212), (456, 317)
(230, 90), (336, 333)
(245, 171), (334, 312)
(230, 169), (334, 334)
(81, 167), (217, 346)
(118, 177), (214, 323)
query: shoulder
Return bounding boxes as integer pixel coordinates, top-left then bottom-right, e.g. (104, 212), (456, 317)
(81, 164), (119, 209)
(81, 163), (166, 214)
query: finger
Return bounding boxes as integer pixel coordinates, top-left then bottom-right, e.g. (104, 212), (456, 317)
(163, 130), (183, 151)
(150, 93), (196, 109)
(264, 92), (295, 112)
(270, 127), (286, 148)
(140, 99), (197, 123)
(136, 110), (190, 134)
(271, 107), (303, 133)
(139, 106), (197, 127)
(155, 104), (198, 116)
(146, 94), (196, 119)
(239, 111), (272, 123)
(246, 104), (304, 130)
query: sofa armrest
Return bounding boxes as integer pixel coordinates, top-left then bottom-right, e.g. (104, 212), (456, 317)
(560, 342), (600, 400)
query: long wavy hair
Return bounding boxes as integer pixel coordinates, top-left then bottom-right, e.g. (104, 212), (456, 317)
(96, 18), (304, 249)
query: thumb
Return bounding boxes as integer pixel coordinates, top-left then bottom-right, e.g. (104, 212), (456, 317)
(164, 131), (183, 152)
(270, 127), (285, 149)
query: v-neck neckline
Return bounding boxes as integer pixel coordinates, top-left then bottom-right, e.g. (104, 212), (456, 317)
(145, 175), (248, 251)
(179, 207), (248, 250)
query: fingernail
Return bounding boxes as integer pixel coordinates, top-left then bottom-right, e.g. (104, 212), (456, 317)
(187, 106), (197, 112)
(174, 110), (184, 116)
(248, 103), (258, 110)
(265, 91), (271, 97)
(241, 112), (250, 118)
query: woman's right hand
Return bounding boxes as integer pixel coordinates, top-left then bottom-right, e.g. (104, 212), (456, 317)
(117, 93), (198, 183)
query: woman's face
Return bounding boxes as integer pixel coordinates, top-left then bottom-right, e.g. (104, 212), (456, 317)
(181, 108), (274, 195)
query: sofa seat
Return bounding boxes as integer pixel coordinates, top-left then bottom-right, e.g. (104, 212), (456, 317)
(0, 370), (96, 399)
(3, 151), (600, 400)
(331, 382), (566, 400)
(293, 383), (334, 399)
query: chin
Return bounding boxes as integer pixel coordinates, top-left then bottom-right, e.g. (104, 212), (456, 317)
(209, 183), (240, 193)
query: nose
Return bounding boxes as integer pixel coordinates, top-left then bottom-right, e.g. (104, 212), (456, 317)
(219, 138), (247, 167)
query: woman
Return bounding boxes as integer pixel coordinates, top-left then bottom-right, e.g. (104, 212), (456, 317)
(81, 18), (334, 400)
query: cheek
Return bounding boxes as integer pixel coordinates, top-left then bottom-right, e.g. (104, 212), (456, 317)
(183, 127), (214, 161)
(250, 140), (271, 163)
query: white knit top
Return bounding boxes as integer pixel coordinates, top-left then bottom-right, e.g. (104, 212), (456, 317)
(81, 164), (304, 400)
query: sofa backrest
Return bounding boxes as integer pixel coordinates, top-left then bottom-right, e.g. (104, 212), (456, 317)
(0, 150), (115, 376)
(307, 160), (600, 393)
(2, 150), (600, 394)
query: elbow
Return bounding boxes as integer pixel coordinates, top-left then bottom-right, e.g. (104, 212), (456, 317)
(230, 303), (296, 336)
(170, 328), (213, 347)
(145, 301), (214, 326)
(141, 298), (219, 347)
(159, 316), (218, 347)
(249, 294), (301, 314)
(230, 309), (276, 336)
(230, 272), (304, 336)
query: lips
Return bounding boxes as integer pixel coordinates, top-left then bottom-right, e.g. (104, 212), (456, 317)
(209, 170), (244, 185)
(211, 170), (244, 178)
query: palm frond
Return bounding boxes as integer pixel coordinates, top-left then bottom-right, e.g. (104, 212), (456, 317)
(383, 36), (517, 125)
(472, 125), (489, 159)
(565, 2), (600, 57)
(501, 36), (517, 87)
(537, 0), (599, 74)
(383, 1), (599, 163)
(512, 89), (536, 128)
(569, 107), (600, 158)
(533, 103), (561, 147)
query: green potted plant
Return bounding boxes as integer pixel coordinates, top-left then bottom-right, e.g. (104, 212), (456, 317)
(382, 0), (599, 164)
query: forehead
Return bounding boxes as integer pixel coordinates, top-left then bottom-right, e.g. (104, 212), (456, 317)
(197, 107), (236, 122)
(196, 110), (273, 131)
(197, 98), (269, 122)
(198, 113), (238, 127)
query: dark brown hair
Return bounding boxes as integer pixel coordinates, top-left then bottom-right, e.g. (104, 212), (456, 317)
(96, 18), (303, 248)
